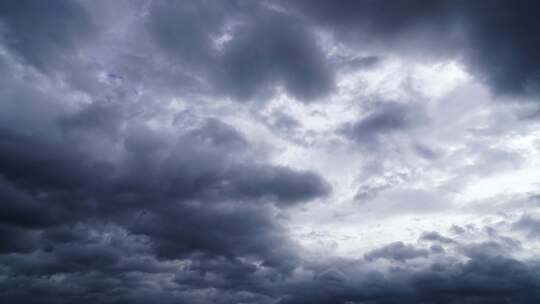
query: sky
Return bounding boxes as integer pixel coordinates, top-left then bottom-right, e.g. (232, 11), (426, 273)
(1, 1), (540, 303)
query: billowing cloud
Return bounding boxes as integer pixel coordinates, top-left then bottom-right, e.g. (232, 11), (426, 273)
(1, 1), (540, 303)
(291, 0), (540, 98)
(364, 241), (430, 262)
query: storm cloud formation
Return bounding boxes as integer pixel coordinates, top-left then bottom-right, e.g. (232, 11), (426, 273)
(1, 1), (540, 303)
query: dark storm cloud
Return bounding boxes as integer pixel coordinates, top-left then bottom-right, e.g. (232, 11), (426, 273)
(290, 0), (540, 99)
(217, 10), (333, 102)
(0, 53), (329, 301)
(115, 118), (330, 206)
(0, 0), (94, 71)
(0, 224), (41, 254)
(148, 0), (334, 102)
(2, 1), (540, 304)
(460, 1), (540, 97)
(0, 112), (327, 301)
(148, 1), (226, 69)
(279, 247), (540, 304)
(0, 106), (329, 215)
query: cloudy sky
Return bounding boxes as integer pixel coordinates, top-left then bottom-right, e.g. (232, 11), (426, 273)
(2, 1), (540, 303)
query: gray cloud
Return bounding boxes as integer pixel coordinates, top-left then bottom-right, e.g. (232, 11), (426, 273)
(342, 102), (428, 148)
(513, 214), (540, 238)
(0, 0), (95, 71)
(148, 1), (334, 103)
(2, 1), (540, 303)
(291, 0), (540, 99)
(364, 241), (430, 262)
(420, 231), (457, 244)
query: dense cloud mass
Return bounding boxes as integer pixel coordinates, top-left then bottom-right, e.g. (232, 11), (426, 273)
(1, 1), (540, 303)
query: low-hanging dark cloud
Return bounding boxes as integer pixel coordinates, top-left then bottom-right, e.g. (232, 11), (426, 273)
(1, 1), (540, 303)
(148, 0), (334, 102)
(291, 0), (540, 99)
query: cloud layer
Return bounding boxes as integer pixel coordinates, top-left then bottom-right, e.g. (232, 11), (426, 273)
(1, 1), (540, 303)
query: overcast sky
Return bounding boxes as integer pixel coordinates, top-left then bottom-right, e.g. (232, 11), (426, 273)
(2, 1), (540, 303)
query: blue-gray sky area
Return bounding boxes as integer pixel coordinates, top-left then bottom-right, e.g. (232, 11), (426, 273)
(2, 1), (540, 303)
